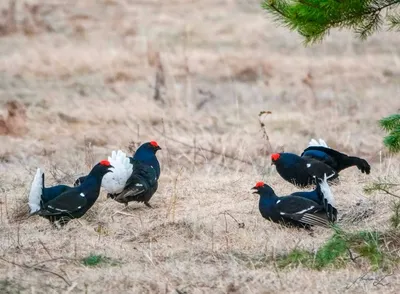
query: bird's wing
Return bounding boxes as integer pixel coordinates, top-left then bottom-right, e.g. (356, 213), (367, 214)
(101, 150), (133, 194)
(302, 145), (370, 174)
(73, 175), (87, 187)
(301, 158), (337, 180)
(302, 138), (337, 168)
(126, 161), (158, 186)
(42, 185), (72, 204)
(38, 189), (87, 216)
(113, 162), (157, 201)
(276, 196), (330, 227)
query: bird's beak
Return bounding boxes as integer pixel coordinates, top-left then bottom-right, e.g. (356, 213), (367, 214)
(271, 161), (275, 166)
(251, 187), (259, 194)
(156, 146), (162, 151)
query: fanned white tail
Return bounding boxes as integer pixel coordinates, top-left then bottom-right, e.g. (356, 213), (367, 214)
(28, 168), (43, 214)
(308, 138), (329, 148)
(101, 150), (133, 194)
(318, 173), (336, 207)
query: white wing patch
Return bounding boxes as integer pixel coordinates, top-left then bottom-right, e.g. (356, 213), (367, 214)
(101, 150), (133, 194)
(295, 206), (314, 214)
(306, 163), (311, 168)
(80, 193), (85, 197)
(28, 168), (43, 214)
(48, 205), (69, 212)
(308, 138), (329, 148)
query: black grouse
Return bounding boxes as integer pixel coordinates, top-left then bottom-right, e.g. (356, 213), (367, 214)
(28, 160), (113, 227)
(271, 138), (371, 187)
(252, 180), (335, 229)
(74, 141), (161, 208)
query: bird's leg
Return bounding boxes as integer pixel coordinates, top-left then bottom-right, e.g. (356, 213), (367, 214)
(144, 202), (153, 208)
(53, 220), (62, 230)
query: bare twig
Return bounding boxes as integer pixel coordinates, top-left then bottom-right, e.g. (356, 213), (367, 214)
(152, 51), (165, 104)
(258, 111), (273, 153)
(219, 211), (245, 229)
(377, 187), (400, 199)
(39, 239), (53, 258)
(347, 248), (360, 263)
(373, 273), (392, 287)
(196, 89), (216, 110)
(0, 256), (72, 286)
(111, 210), (136, 220)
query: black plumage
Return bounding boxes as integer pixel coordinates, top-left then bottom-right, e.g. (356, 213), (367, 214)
(74, 141), (162, 208)
(29, 160), (113, 227)
(252, 181), (333, 229)
(271, 138), (371, 187)
(108, 158), (159, 208)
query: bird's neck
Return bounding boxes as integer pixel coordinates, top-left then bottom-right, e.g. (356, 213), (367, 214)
(278, 153), (301, 167)
(259, 193), (278, 207)
(133, 151), (160, 177)
(79, 174), (102, 197)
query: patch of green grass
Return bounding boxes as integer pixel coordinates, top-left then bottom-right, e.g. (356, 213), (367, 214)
(81, 254), (120, 267)
(313, 231), (348, 269)
(276, 228), (400, 272)
(276, 249), (313, 269)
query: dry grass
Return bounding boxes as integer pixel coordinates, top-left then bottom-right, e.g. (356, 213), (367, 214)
(0, 0), (400, 293)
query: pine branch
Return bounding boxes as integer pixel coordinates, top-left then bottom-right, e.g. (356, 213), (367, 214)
(388, 13), (400, 30)
(262, 0), (400, 44)
(383, 127), (400, 153)
(379, 114), (400, 132)
(379, 114), (400, 153)
(364, 182), (400, 198)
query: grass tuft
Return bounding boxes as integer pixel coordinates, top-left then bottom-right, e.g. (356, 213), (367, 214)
(276, 249), (313, 269)
(390, 201), (400, 229)
(277, 228), (400, 271)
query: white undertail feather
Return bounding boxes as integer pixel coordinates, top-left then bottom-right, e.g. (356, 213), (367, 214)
(319, 173), (336, 207)
(28, 168), (43, 214)
(308, 138), (329, 148)
(101, 150), (133, 194)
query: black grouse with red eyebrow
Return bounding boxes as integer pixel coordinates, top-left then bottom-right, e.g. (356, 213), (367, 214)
(271, 138), (370, 187)
(29, 160), (113, 227)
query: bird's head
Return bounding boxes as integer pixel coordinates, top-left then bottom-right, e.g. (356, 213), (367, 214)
(251, 181), (275, 197)
(270, 153), (281, 166)
(149, 141), (162, 153)
(91, 160), (114, 176)
(136, 141), (162, 155)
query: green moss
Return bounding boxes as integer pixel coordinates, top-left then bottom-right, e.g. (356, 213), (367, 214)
(81, 254), (119, 267)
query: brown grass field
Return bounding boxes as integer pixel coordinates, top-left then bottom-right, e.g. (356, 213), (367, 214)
(0, 0), (400, 293)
